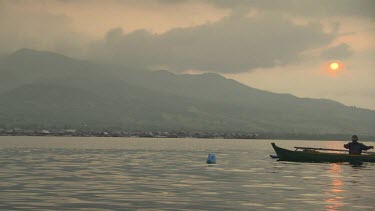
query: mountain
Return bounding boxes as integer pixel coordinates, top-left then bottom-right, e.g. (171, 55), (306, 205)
(0, 49), (374, 136)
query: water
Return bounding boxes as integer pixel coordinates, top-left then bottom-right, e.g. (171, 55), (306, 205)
(0, 137), (374, 211)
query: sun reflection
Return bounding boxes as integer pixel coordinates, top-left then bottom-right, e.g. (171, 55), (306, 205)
(325, 164), (345, 211)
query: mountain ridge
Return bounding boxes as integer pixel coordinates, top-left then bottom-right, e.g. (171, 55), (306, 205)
(1, 48), (374, 135)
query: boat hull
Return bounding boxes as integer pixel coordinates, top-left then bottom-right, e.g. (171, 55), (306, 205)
(271, 143), (375, 163)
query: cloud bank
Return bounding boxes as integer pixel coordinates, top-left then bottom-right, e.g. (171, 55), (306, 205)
(1, 0), (370, 73)
(204, 0), (375, 19)
(89, 14), (337, 73)
(320, 43), (353, 60)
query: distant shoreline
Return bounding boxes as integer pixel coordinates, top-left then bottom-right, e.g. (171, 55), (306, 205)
(0, 135), (374, 142)
(1, 130), (374, 141)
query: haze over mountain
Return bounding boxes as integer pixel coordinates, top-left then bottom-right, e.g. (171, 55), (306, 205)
(0, 49), (374, 136)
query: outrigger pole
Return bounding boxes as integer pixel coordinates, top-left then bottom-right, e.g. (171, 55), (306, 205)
(294, 146), (375, 154)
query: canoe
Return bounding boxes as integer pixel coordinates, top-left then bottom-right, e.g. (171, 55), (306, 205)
(271, 143), (375, 163)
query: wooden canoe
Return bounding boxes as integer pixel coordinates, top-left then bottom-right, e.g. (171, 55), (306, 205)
(271, 143), (375, 163)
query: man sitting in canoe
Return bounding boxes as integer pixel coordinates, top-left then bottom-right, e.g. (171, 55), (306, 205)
(344, 135), (374, 155)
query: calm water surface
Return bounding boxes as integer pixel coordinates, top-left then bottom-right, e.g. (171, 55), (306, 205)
(0, 137), (374, 210)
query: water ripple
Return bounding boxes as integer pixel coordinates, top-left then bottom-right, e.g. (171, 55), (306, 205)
(1, 137), (374, 210)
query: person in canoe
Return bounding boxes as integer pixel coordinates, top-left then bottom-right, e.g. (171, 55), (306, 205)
(344, 135), (374, 155)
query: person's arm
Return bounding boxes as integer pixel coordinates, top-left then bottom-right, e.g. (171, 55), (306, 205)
(344, 143), (349, 149)
(361, 143), (374, 150)
(365, 145), (374, 150)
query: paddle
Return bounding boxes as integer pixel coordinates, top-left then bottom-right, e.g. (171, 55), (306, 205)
(294, 146), (375, 154)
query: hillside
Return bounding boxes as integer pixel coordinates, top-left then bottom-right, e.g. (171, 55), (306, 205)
(0, 49), (374, 135)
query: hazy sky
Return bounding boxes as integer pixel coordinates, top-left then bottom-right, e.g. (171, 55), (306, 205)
(1, 0), (374, 109)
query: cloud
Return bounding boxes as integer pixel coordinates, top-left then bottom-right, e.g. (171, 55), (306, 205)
(205, 0), (375, 19)
(0, 0), (366, 74)
(320, 43), (353, 60)
(0, 0), (88, 57)
(88, 13), (336, 73)
(115, 0), (375, 20)
(0, 0), (228, 57)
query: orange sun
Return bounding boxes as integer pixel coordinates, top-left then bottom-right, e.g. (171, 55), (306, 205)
(326, 61), (344, 76)
(330, 62), (339, 70)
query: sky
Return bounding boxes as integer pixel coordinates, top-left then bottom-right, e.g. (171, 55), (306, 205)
(1, 0), (374, 109)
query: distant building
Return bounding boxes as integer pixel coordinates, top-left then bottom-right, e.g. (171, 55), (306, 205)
(41, 130), (50, 134)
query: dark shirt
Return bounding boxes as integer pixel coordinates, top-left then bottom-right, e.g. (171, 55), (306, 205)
(344, 142), (371, 154)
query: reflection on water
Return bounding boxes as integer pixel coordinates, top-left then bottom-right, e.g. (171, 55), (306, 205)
(325, 164), (344, 211)
(0, 137), (374, 210)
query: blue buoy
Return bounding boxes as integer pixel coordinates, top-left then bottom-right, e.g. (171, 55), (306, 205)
(206, 153), (216, 164)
